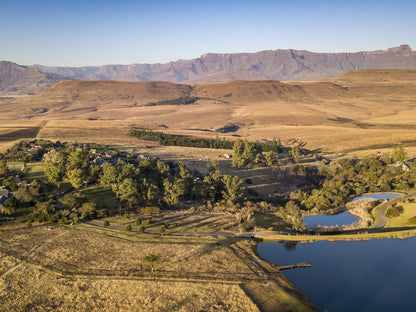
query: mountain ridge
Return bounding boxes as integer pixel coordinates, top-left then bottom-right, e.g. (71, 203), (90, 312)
(33, 44), (415, 83)
(1, 44), (415, 95)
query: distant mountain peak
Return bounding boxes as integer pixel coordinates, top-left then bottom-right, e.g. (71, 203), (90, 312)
(2, 45), (416, 95)
(388, 44), (412, 52)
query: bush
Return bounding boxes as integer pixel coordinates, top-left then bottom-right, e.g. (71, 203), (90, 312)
(125, 224), (132, 232)
(138, 225), (145, 233)
(408, 217), (416, 224)
(386, 205), (404, 218)
(103, 220), (110, 227)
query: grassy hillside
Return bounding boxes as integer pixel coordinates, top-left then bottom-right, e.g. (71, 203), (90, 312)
(1, 69), (416, 154)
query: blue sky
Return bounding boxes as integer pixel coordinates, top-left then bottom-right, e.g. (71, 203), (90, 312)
(1, 0), (415, 66)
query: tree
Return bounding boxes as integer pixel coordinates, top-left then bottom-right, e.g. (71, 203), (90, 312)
(289, 147), (300, 163)
(14, 187), (34, 204)
(232, 140), (256, 168)
(67, 168), (85, 189)
(221, 175), (242, 204)
(140, 178), (158, 205)
(99, 163), (120, 195)
(392, 145), (406, 163)
(78, 202), (96, 219)
(3, 197), (18, 215)
(141, 253), (160, 273)
(163, 180), (183, 207)
(202, 163), (223, 202)
(159, 225), (166, 236)
(265, 151), (278, 167)
(0, 159), (9, 178)
(43, 150), (67, 188)
(284, 201), (306, 232)
(177, 162), (193, 197)
(118, 178), (138, 207)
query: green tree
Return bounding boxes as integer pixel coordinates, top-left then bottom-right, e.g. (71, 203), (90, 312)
(0, 159), (9, 178)
(232, 140), (256, 168)
(43, 150), (67, 188)
(99, 163), (119, 195)
(79, 202), (96, 219)
(221, 175), (242, 204)
(159, 225), (166, 236)
(141, 253), (160, 273)
(118, 178), (138, 207)
(163, 180), (183, 207)
(289, 147), (300, 163)
(202, 163), (223, 202)
(3, 197), (18, 215)
(67, 168), (85, 189)
(284, 201), (306, 232)
(392, 145), (406, 163)
(177, 162), (193, 197)
(265, 151), (278, 167)
(14, 186), (34, 204)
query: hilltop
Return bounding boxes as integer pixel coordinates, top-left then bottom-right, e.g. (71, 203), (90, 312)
(0, 61), (62, 95)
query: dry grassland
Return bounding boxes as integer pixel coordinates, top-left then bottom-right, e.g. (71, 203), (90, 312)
(0, 224), (316, 311)
(0, 69), (415, 155)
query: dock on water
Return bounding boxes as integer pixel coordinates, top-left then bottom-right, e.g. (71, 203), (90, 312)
(278, 261), (311, 270)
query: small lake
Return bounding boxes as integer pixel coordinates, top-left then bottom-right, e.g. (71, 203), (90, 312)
(303, 211), (358, 228)
(258, 237), (416, 312)
(353, 193), (400, 201)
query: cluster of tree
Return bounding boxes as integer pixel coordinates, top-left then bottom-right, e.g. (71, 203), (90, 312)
(98, 158), (194, 209)
(145, 96), (199, 106)
(129, 129), (234, 149)
(43, 146), (101, 190)
(287, 147), (415, 213)
(201, 160), (242, 205)
(129, 129), (285, 153)
(1, 139), (61, 162)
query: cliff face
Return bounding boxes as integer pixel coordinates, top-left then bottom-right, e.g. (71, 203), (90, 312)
(34, 45), (416, 83)
(2, 45), (415, 95)
(0, 61), (62, 95)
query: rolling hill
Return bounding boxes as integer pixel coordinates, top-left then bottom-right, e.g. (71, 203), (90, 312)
(1, 69), (416, 153)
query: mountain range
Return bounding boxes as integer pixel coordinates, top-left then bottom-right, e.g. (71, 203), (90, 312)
(1, 44), (415, 95)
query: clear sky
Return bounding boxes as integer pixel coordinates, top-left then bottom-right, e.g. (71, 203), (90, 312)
(1, 0), (415, 67)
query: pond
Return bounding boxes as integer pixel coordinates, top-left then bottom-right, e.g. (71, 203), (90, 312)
(303, 211), (358, 228)
(258, 237), (416, 312)
(353, 193), (400, 201)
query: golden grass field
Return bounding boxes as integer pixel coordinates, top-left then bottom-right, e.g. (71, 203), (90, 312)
(0, 223), (316, 311)
(0, 69), (415, 156)
(1, 69), (415, 311)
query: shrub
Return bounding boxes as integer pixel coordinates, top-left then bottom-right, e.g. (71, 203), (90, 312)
(386, 205), (404, 218)
(408, 217), (416, 224)
(125, 224), (132, 232)
(103, 220), (110, 227)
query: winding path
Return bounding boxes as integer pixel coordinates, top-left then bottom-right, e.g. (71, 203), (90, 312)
(370, 192), (416, 232)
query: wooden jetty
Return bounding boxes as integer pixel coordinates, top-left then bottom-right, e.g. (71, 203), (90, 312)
(278, 261), (311, 271)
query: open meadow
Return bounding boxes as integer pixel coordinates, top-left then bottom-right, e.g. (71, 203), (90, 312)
(0, 223), (316, 311)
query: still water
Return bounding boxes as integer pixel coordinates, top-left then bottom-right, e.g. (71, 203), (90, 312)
(353, 193), (400, 201)
(303, 211), (358, 228)
(258, 238), (416, 311)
